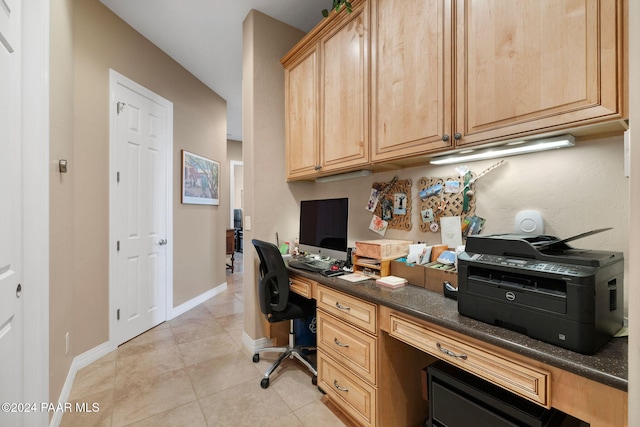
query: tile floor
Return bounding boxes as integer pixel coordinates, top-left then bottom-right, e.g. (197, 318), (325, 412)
(61, 252), (347, 427)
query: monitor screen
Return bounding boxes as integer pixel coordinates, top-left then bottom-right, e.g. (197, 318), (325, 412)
(299, 198), (348, 260)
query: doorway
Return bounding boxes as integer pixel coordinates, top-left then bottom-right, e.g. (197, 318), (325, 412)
(230, 160), (243, 252)
(109, 70), (174, 345)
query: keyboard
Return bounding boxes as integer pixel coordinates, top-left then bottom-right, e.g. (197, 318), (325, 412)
(288, 258), (332, 272)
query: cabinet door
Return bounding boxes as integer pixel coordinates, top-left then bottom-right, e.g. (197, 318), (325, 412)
(456, 0), (625, 146)
(320, 2), (370, 172)
(285, 46), (320, 179)
(371, 0), (453, 162)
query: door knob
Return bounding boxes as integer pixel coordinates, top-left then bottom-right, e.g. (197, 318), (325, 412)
(158, 239), (167, 246)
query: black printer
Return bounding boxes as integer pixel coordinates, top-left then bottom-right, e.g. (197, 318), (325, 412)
(457, 230), (624, 354)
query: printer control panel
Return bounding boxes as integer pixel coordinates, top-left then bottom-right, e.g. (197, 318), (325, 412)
(468, 253), (585, 275)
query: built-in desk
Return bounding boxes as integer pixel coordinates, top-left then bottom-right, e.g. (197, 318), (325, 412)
(288, 266), (628, 427)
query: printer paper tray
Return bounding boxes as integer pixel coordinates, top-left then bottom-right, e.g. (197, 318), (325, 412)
(468, 278), (567, 314)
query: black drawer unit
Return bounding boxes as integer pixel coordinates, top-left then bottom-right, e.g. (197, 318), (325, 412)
(426, 361), (555, 427)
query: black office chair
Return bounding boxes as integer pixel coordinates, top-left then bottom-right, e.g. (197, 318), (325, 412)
(251, 239), (317, 389)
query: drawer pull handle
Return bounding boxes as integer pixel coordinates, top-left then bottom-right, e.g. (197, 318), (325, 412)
(334, 380), (349, 392)
(335, 302), (351, 311)
(436, 342), (468, 360)
(334, 337), (349, 348)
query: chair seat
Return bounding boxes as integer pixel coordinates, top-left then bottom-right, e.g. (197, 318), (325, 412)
(267, 293), (316, 323)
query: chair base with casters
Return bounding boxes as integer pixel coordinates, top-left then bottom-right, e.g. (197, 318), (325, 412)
(252, 316), (318, 389)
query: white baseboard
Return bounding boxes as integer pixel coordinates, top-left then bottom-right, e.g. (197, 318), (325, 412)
(242, 331), (273, 354)
(49, 341), (116, 427)
(168, 281), (227, 320)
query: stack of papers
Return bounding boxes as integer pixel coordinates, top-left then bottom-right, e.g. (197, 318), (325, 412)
(375, 275), (407, 288)
(338, 273), (371, 283)
(356, 257), (381, 267)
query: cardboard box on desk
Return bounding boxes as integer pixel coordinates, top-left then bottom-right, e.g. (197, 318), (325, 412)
(424, 262), (458, 293)
(355, 239), (412, 260)
(390, 260), (426, 288)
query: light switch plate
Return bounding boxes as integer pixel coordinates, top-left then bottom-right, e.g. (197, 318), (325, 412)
(244, 215), (251, 231)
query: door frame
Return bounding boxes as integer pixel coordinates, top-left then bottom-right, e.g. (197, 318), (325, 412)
(21, 0), (50, 423)
(108, 70), (174, 345)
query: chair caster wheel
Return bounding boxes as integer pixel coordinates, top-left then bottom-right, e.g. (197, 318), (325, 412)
(312, 375), (317, 386)
(260, 378), (270, 389)
(252, 354), (259, 363)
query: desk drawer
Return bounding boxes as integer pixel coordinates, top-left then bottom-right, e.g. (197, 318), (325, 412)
(388, 314), (550, 407)
(318, 350), (377, 427)
(289, 274), (315, 299)
(317, 285), (377, 334)
(318, 311), (377, 384)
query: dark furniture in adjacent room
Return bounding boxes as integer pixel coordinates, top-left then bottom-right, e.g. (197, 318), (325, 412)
(225, 228), (235, 273)
(251, 239), (317, 389)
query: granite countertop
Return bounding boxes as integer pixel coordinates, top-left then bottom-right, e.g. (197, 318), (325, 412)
(289, 267), (628, 392)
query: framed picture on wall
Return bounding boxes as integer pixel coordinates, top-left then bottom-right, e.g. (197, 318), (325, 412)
(181, 150), (220, 205)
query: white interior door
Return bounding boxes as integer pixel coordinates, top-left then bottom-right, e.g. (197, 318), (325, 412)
(0, 0), (24, 425)
(111, 73), (172, 345)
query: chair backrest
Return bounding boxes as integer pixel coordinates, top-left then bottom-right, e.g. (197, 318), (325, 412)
(252, 239), (290, 316)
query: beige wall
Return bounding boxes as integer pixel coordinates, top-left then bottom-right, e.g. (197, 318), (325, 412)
(242, 10), (307, 340)
(49, 0), (75, 400)
(284, 134), (628, 256)
(49, 0), (228, 401)
(275, 134), (629, 308)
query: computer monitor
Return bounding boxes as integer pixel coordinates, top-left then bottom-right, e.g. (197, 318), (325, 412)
(298, 198), (348, 260)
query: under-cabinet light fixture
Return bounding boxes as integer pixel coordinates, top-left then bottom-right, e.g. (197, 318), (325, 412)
(315, 169), (372, 183)
(429, 134), (575, 165)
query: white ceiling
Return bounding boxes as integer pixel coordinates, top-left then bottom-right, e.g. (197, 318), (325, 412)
(100, 0), (329, 141)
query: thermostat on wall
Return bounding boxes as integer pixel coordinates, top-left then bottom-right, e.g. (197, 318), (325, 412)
(514, 210), (544, 235)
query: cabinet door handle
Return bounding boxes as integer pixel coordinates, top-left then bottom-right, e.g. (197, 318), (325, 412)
(454, 132), (462, 140)
(335, 302), (351, 311)
(334, 337), (349, 348)
(442, 134), (450, 142)
(334, 380), (349, 392)
(436, 342), (467, 360)
(314, 164), (322, 170)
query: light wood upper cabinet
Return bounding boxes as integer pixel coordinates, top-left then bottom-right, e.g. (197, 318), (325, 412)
(283, 1), (369, 181)
(321, 2), (370, 172)
(284, 46), (320, 179)
(284, 0), (626, 176)
(371, 0), (453, 161)
(371, 0), (626, 158)
(455, 0), (626, 146)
